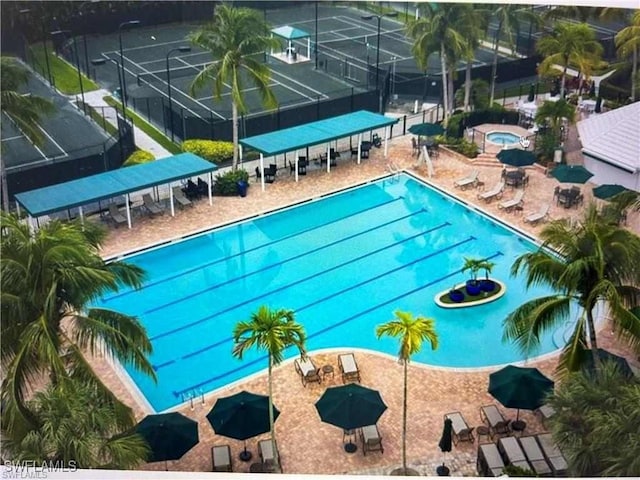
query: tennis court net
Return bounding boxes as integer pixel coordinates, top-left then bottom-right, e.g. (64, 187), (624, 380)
(310, 29), (407, 55)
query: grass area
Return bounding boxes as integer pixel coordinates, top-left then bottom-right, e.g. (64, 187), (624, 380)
(28, 41), (99, 94)
(103, 96), (182, 155)
(85, 104), (118, 137)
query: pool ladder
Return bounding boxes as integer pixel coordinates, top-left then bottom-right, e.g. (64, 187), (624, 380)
(182, 389), (205, 409)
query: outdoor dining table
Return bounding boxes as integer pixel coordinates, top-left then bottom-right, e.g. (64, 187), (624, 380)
(503, 169), (528, 188)
(556, 188), (581, 208)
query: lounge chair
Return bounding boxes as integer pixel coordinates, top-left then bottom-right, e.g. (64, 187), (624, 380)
(142, 193), (164, 216)
(338, 353), (361, 383)
(294, 357), (322, 387)
(534, 404), (555, 426)
(497, 436), (532, 471)
(518, 436), (552, 476)
(480, 404), (511, 439)
(478, 181), (505, 202)
(211, 445), (232, 472)
(444, 412), (475, 444)
(108, 203), (127, 227)
(523, 204), (550, 225)
(258, 439), (277, 468)
(172, 186), (193, 208)
(454, 170), (479, 190)
(535, 433), (568, 476)
(360, 424), (384, 455)
(477, 443), (505, 477)
(498, 189), (525, 212)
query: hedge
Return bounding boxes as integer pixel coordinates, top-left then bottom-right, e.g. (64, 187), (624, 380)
(122, 149), (155, 167)
(212, 169), (250, 196)
(182, 139), (234, 164)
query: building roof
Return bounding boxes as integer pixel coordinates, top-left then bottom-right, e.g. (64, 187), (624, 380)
(15, 153), (217, 217)
(240, 110), (398, 157)
(577, 101), (640, 173)
(271, 26), (310, 40)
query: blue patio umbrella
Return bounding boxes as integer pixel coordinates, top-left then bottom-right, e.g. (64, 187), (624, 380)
(409, 122), (444, 137)
(592, 184), (628, 200)
(497, 149), (536, 167)
(551, 164), (593, 184)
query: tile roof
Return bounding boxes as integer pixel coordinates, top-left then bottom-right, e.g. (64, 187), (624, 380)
(577, 101), (640, 173)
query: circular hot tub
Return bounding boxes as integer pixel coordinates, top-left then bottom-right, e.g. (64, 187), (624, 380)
(486, 131), (520, 146)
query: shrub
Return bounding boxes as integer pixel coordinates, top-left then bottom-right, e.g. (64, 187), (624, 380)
(440, 136), (478, 158)
(212, 169), (250, 196)
(182, 139), (234, 164)
(122, 149), (154, 167)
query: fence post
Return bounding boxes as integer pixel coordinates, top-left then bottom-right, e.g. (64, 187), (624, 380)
(182, 108), (187, 140)
(210, 112), (215, 139)
(402, 115), (406, 136)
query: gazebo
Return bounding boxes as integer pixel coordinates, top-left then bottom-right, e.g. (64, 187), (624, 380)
(270, 25), (310, 64)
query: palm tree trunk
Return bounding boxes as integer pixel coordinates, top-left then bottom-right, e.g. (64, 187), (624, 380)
(490, 20), (503, 105)
(268, 355), (279, 470)
(464, 60), (472, 111)
(402, 360), (408, 471)
(231, 101), (239, 172)
(440, 44), (449, 122)
(560, 59), (568, 98)
(1, 155), (9, 212)
(586, 304), (600, 369)
(632, 44), (637, 102)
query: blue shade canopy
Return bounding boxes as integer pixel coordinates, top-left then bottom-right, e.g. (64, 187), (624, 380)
(240, 110), (398, 157)
(14, 153), (217, 217)
(271, 25), (310, 40)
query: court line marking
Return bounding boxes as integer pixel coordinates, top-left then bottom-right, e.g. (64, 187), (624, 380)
(2, 112), (49, 161)
(36, 124), (68, 158)
(0, 135), (24, 142)
(269, 69), (329, 99)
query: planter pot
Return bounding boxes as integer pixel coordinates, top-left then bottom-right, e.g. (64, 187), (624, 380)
(480, 279), (496, 292)
(465, 280), (482, 296)
(436, 465), (450, 476)
(448, 289), (465, 303)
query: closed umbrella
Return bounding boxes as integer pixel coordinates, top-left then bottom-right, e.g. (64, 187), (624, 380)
(134, 412), (199, 470)
(488, 365), (554, 420)
(409, 122), (444, 137)
(582, 348), (634, 378)
(207, 391), (280, 461)
(437, 418), (453, 476)
(592, 184), (628, 200)
(551, 164), (593, 184)
(315, 384), (387, 453)
(497, 149), (536, 167)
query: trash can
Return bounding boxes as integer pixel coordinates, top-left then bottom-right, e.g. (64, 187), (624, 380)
(237, 180), (248, 197)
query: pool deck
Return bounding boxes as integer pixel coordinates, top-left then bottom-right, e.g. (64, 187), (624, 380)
(93, 132), (639, 475)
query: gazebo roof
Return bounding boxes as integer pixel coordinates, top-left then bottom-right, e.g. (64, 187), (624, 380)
(271, 25), (310, 40)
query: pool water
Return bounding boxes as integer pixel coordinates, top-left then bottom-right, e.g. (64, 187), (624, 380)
(94, 174), (573, 411)
(487, 131), (521, 145)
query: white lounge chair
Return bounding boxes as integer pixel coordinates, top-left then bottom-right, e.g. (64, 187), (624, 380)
(524, 204), (550, 225)
(294, 357), (321, 387)
(108, 203), (127, 227)
(142, 193), (164, 215)
(498, 190), (525, 212)
(478, 181), (505, 202)
(172, 186), (193, 208)
(454, 170), (479, 190)
(338, 353), (361, 383)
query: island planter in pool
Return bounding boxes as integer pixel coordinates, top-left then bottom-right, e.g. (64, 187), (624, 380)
(461, 257), (495, 297)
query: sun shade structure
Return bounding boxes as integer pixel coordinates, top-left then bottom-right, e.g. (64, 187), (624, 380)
(270, 26), (311, 63)
(408, 122), (444, 137)
(240, 110), (398, 190)
(134, 412), (199, 469)
(551, 164), (594, 184)
(488, 365), (554, 419)
(592, 184), (629, 200)
(496, 149), (536, 167)
(14, 153), (217, 229)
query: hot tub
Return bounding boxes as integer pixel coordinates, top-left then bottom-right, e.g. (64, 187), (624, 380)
(486, 131), (521, 146)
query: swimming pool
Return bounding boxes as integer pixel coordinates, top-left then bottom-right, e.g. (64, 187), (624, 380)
(487, 131), (521, 146)
(95, 174), (570, 411)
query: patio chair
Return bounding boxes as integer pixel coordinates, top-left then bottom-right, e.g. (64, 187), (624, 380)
(477, 443), (506, 477)
(197, 178), (210, 197)
(535, 433), (568, 476)
(211, 444), (232, 472)
(518, 436), (552, 476)
(497, 436), (532, 471)
(534, 404), (555, 426)
(108, 203), (127, 227)
(444, 412), (475, 444)
(265, 164), (277, 183)
(523, 204), (550, 225)
(478, 181), (505, 203)
(498, 190), (525, 212)
(294, 357), (322, 387)
(338, 353), (361, 383)
(453, 170), (479, 190)
(330, 148), (340, 166)
(258, 439), (278, 469)
(184, 179), (201, 200)
(172, 186), (193, 208)
(142, 193), (164, 216)
(360, 424), (384, 456)
(480, 404), (511, 439)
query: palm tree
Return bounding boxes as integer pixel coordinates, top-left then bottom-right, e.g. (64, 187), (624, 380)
(534, 99), (576, 138)
(3, 378), (150, 469)
(0, 213), (155, 433)
(503, 204), (640, 374)
(488, 5), (539, 104)
(376, 310), (438, 475)
(188, 5), (279, 171)
(232, 305), (306, 472)
(537, 22), (603, 97)
(406, 4), (467, 122)
(615, 10), (640, 102)
(0, 56), (55, 211)
(547, 361), (640, 476)
(456, 4), (486, 112)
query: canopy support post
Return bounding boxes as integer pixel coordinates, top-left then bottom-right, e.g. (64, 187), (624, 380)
(326, 144), (330, 173)
(169, 186), (175, 217)
(294, 149), (299, 182)
(260, 154), (265, 192)
(125, 195), (132, 229)
(78, 206), (84, 226)
(208, 172), (213, 206)
(384, 126), (389, 157)
(357, 133), (362, 165)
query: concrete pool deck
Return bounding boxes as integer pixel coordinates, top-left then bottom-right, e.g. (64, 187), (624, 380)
(92, 134), (639, 475)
